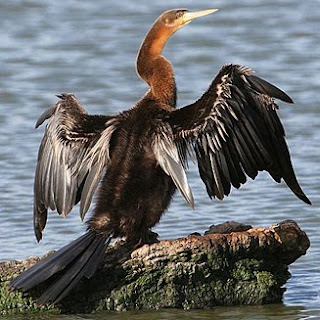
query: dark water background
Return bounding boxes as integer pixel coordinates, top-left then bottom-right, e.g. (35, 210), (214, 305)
(0, 0), (319, 319)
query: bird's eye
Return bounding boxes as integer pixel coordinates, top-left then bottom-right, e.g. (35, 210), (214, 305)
(175, 11), (185, 19)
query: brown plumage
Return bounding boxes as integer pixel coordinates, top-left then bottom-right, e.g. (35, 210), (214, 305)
(10, 8), (311, 305)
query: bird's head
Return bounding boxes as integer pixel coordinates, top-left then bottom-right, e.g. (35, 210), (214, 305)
(136, 8), (219, 100)
(157, 8), (219, 33)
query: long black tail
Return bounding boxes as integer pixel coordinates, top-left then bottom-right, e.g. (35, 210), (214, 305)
(10, 231), (111, 305)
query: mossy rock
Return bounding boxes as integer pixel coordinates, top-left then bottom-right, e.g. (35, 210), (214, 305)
(0, 220), (309, 314)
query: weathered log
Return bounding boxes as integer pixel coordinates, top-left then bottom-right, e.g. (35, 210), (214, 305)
(0, 220), (309, 315)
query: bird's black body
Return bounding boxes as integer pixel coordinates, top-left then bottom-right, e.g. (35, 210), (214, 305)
(10, 8), (311, 305)
(89, 99), (176, 243)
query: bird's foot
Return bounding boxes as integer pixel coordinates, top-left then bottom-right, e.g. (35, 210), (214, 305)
(128, 230), (160, 250)
(145, 229), (160, 244)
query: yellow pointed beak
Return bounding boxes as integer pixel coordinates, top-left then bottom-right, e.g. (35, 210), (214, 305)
(182, 9), (219, 24)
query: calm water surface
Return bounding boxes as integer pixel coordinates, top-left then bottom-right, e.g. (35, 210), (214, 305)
(0, 0), (319, 319)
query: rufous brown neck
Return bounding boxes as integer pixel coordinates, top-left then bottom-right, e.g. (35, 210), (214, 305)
(136, 23), (177, 107)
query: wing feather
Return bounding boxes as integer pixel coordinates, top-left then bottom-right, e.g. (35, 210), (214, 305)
(166, 64), (310, 205)
(209, 152), (224, 199)
(34, 94), (119, 241)
(79, 162), (103, 220)
(152, 124), (194, 208)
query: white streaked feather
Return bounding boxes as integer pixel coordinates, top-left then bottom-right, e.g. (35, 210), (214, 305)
(206, 134), (216, 153)
(84, 119), (119, 170)
(35, 98), (119, 227)
(153, 125), (194, 208)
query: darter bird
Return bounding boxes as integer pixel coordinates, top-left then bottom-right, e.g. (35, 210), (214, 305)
(10, 8), (311, 305)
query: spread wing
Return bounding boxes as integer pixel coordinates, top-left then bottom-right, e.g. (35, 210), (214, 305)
(34, 93), (119, 241)
(156, 64), (311, 205)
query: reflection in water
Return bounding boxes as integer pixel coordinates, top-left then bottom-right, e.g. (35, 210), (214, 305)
(2, 305), (320, 320)
(0, 0), (319, 319)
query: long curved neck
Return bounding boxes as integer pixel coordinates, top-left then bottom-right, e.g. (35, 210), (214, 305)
(137, 24), (177, 107)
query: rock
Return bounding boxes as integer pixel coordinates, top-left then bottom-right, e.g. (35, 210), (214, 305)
(0, 220), (310, 314)
(205, 221), (252, 234)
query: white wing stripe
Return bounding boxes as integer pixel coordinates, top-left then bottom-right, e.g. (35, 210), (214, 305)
(153, 127), (194, 208)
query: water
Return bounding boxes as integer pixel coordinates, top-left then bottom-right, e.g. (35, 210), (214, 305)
(0, 0), (319, 318)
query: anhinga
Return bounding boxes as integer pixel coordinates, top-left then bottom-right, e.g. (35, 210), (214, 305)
(10, 9), (311, 305)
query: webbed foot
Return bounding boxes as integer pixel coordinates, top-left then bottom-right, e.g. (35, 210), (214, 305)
(128, 229), (160, 250)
